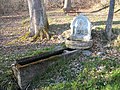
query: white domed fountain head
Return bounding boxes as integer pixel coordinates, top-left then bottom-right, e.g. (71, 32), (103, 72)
(65, 14), (93, 49)
(70, 14), (92, 41)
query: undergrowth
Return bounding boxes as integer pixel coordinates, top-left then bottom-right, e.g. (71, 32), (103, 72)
(31, 56), (120, 90)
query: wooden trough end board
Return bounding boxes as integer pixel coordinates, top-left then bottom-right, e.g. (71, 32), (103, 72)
(12, 48), (81, 90)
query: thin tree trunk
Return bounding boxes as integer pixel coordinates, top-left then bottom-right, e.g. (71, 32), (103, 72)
(105, 0), (115, 41)
(63, 0), (71, 13)
(27, 0), (49, 41)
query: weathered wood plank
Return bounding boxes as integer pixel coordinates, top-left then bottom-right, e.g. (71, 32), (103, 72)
(16, 48), (65, 65)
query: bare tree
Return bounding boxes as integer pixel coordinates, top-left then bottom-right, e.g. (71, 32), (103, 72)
(63, 0), (71, 13)
(105, 0), (115, 41)
(27, 0), (49, 41)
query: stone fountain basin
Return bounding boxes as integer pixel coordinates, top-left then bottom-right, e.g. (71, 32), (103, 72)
(11, 48), (81, 90)
(65, 38), (93, 49)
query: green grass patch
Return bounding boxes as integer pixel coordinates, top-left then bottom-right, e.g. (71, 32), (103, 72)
(31, 56), (120, 90)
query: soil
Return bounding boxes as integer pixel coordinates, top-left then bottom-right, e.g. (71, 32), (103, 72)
(0, 8), (119, 59)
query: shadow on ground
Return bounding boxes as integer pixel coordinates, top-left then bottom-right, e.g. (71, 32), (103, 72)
(92, 21), (120, 26)
(49, 23), (70, 35)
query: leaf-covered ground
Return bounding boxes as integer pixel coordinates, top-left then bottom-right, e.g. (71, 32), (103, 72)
(0, 5), (120, 90)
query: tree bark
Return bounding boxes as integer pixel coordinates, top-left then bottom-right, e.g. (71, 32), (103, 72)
(27, 0), (49, 41)
(105, 0), (115, 41)
(63, 0), (71, 13)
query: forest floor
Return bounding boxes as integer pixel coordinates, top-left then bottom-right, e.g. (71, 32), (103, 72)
(0, 5), (120, 90)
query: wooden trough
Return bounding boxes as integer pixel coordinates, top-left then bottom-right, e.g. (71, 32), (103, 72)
(12, 48), (81, 90)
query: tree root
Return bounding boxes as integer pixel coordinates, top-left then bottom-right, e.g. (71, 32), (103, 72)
(31, 27), (50, 42)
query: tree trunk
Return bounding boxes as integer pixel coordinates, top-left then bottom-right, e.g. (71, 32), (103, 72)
(63, 0), (71, 13)
(105, 0), (115, 41)
(27, 0), (49, 41)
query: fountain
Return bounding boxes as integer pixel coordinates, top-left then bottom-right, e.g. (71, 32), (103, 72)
(65, 14), (93, 49)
